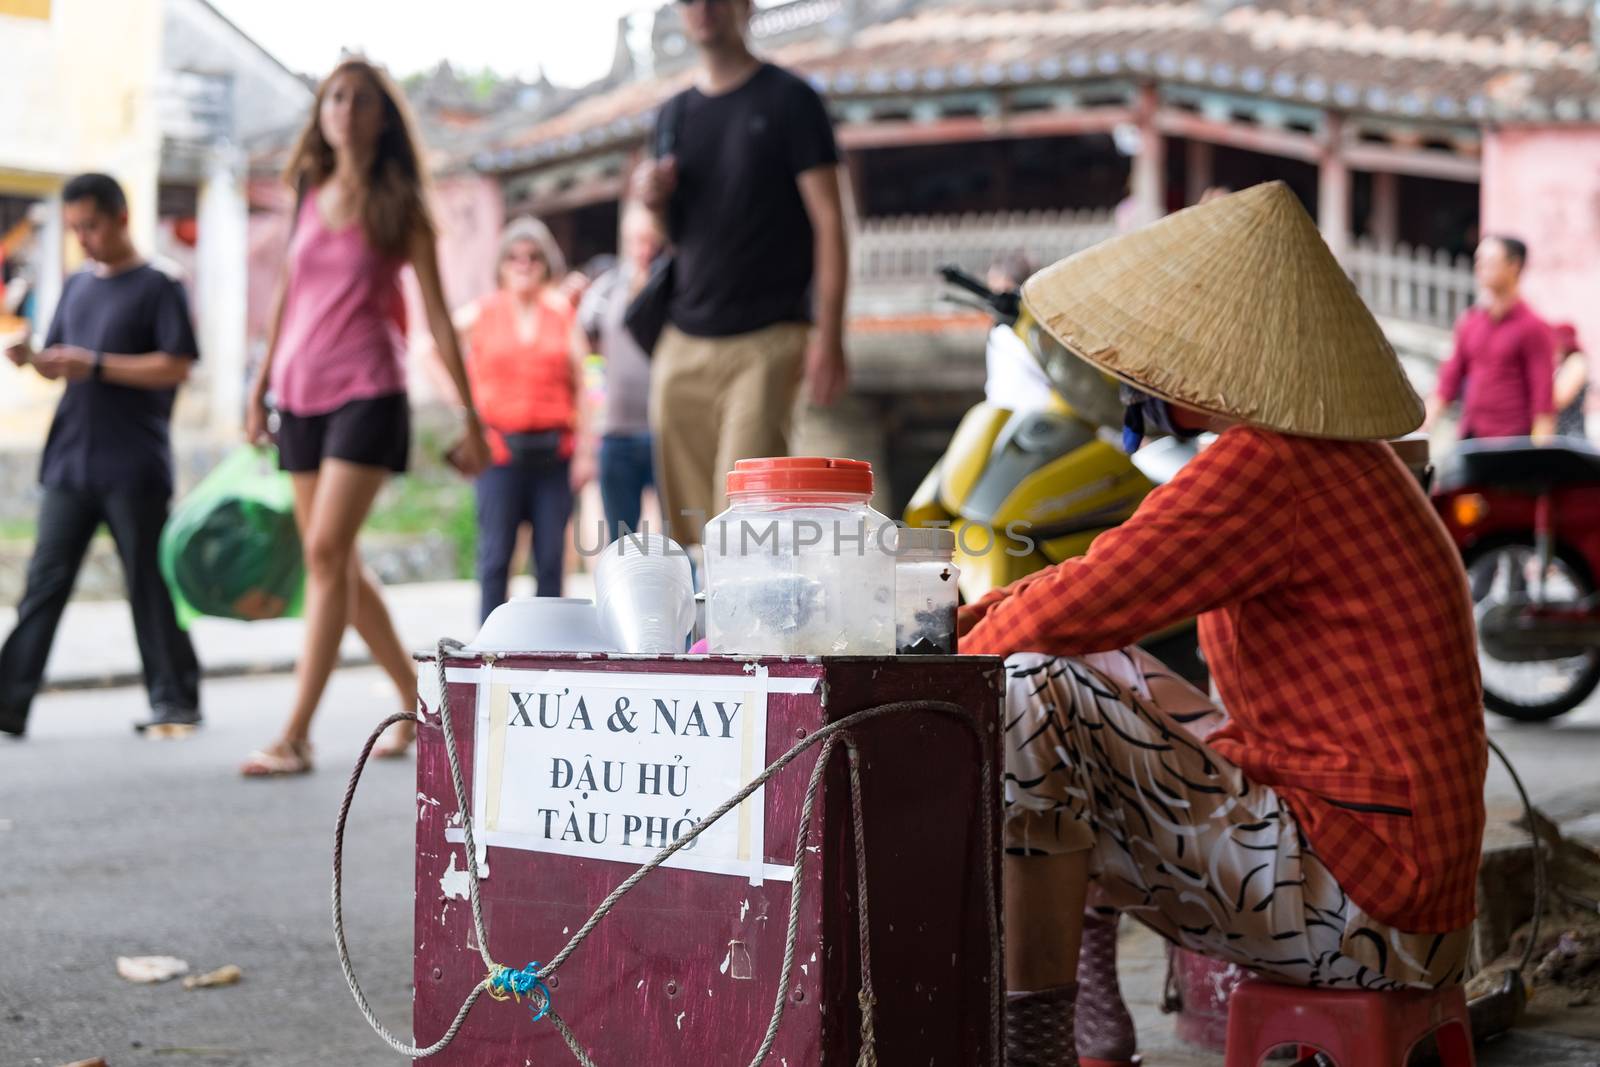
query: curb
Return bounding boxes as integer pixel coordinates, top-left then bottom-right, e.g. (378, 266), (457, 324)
(40, 651), (377, 694)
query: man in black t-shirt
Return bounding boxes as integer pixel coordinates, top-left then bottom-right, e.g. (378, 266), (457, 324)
(1, 173), (202, 738)
(633, 0), (850, 545)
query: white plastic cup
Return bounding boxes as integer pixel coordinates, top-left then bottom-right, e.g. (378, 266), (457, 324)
(595, 534), (697, 653)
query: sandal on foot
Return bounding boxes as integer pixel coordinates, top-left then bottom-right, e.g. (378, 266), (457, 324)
(240, 740), (313, 777)
(372, 721), (415, 760)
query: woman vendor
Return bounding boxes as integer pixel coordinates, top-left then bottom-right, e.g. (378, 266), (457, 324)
(963, 182), (1487, 1067)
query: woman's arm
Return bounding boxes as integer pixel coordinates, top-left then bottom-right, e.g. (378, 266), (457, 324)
(416, 298), (483, 406)
(963, 429), (1294, 657)
(569, 316), (596, 491)
(245, 261), (292, 442)
(411, 223), (489, 475)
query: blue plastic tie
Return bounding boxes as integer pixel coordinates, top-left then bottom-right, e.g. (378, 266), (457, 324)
(489, 961), (553, 1022)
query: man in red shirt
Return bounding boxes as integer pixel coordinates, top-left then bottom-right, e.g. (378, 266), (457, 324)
(970, 183), (1486, 1067)
(1426, 235), (1557, 440)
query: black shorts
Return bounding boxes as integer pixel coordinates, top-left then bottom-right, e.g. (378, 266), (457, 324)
(275, 393), (410, 474)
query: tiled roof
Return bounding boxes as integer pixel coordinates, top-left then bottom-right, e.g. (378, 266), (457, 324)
(472, 0), (1600, 172)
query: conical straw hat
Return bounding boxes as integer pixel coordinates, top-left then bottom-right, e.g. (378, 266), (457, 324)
(1021, 181), (1423, 440)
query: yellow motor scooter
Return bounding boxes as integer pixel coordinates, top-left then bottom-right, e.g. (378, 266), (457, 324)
(906, 266), (1205, 683)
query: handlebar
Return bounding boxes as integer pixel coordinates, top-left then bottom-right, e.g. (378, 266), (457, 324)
(939, 264), (1020, 323)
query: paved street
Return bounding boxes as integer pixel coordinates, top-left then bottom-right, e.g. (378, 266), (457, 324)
(2, 651), (1599, 1065)
(1, 670), (417, 1067)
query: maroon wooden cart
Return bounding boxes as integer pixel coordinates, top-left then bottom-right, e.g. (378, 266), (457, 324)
(412, 652), (1004, 1065)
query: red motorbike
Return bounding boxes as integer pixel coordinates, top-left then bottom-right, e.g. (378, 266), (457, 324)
(1432, 436), (1600, 721)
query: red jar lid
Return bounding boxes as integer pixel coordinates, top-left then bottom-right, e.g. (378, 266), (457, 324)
(726, 457), (874, 496)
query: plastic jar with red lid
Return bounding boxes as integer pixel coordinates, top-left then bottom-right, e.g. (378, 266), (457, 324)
(703, 458), (896, 654)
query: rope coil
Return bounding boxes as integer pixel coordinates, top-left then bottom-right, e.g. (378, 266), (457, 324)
(332, 638), (1001, 1064)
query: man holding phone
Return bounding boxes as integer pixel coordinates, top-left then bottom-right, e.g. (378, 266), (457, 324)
(631, 0), (850, 548)
(1, 173), (202, 738)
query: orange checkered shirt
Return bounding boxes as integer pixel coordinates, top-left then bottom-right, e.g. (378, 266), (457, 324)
(962, 426), (1486, 933)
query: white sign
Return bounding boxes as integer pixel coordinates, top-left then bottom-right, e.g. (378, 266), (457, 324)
(468, 667), (781, 884)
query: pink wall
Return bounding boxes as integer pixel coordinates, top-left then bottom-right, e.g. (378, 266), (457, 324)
(244, 172), (505, 406)
(1483, 127), (1600, 399)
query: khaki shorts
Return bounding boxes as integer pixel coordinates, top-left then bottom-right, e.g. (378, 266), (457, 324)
(1002, 648), (1470, 990)
(648, 322), (808, 546)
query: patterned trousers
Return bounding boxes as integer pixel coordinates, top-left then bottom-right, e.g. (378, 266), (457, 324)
(1002, 649), (1470, 989)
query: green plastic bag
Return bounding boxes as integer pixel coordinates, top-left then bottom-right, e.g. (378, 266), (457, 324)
(159, 445), (305, 628)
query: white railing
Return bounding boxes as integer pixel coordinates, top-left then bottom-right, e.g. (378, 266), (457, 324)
(851, 209), (1117, 315)
(1346, 238), (1475, 332)
(751, 0), (842, 38)
(850, 211), (1473, 335)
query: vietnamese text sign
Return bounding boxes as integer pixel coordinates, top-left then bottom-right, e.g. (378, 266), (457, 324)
(469, 667), (780, 883)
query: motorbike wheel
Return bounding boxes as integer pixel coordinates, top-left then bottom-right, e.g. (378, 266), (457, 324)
(1463, 536), (1600, 722)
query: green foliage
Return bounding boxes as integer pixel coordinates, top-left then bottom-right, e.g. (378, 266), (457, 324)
(364, 478), (477, 580)
(0, 516), (36, 541)
(365, 421), (477, 578)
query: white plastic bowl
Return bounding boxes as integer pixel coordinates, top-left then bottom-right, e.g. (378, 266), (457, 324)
(466, 597), (616, 654)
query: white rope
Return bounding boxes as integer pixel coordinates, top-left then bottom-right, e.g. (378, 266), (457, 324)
(332, 638), (1002, 1063)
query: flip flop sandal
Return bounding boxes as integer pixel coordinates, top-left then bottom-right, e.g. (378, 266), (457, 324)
(144, 723), (199, 741)
(372, 724), (415, 760)
(240, 741), (313, 777)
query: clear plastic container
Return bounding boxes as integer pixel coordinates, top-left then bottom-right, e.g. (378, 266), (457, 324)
(704, 458), (896, 655)
(894, 527), (960, 654)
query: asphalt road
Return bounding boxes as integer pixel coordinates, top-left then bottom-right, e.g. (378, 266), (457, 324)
(2, 667), (1598, 1067)
(1, 670), (417, 1067)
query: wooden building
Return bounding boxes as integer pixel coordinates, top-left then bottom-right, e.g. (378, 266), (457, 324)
(453, 0), (1600, 506)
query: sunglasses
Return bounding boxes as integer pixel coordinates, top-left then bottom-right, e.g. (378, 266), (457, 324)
(504, 251), (545, 265)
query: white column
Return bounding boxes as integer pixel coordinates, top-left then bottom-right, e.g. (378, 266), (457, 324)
(196, 147), (248, 436)
(1318, 113), (1350, 262)
(33, 192), (64, 344)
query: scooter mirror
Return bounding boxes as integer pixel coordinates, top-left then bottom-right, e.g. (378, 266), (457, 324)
(1024, 319), (1126, 430)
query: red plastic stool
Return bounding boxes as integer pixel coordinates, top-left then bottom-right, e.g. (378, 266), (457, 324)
(1224, 978), (1476, 1067)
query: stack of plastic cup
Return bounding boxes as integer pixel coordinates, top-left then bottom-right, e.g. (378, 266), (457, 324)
(594, 533), (697, 654)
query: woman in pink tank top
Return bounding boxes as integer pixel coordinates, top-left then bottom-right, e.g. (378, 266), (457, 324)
(241, 58), (489, 777)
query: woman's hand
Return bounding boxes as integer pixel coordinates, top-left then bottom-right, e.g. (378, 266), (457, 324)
(450, 418), (491, 478)
(245, 389), (271, 445)
(570, 444), (597, 492)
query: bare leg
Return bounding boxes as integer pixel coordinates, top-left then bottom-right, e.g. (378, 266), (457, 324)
(275, 461), (389, 748)
(1006, 851), (1090, 990)
(1005, 850), (1090, 1066)
(352, 559), (422, 751)
(349, 561), (415, 697)
(350, 559), (419, 754)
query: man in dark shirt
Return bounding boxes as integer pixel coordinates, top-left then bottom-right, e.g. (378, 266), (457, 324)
(633, 0), (850, 545)
(1427, 235), (1557, 440)
(1, 173), (202, 738)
